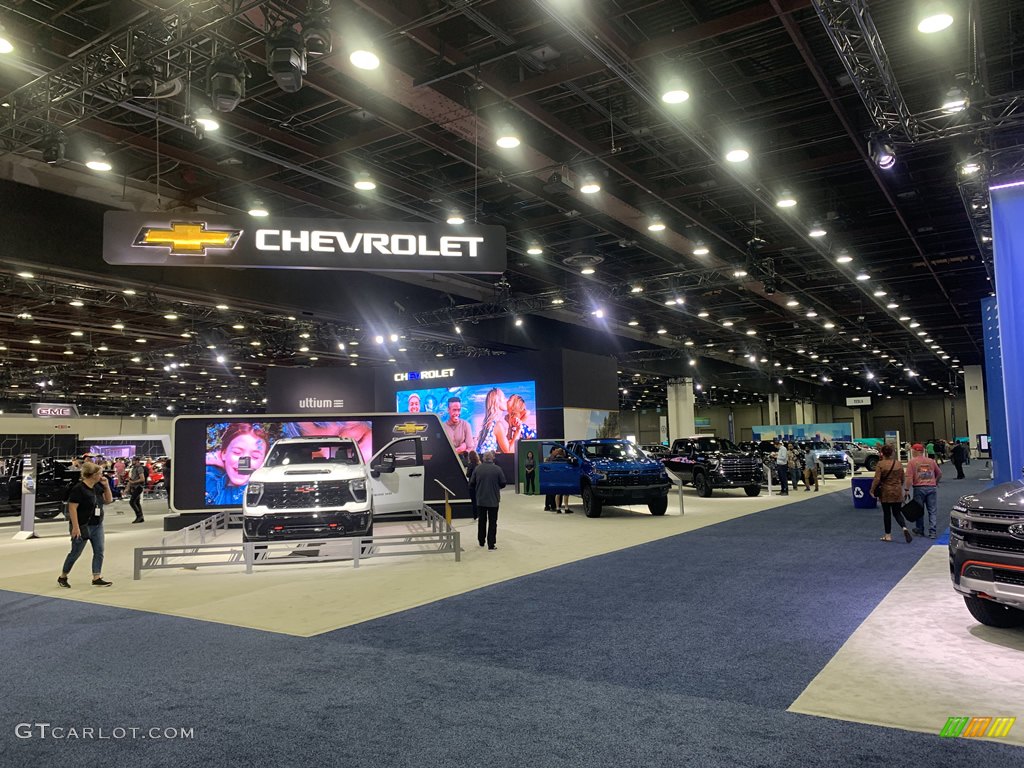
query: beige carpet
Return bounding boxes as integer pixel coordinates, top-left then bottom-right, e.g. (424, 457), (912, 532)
(0, 485), (830, 636)
(789, 546), (1024, 746)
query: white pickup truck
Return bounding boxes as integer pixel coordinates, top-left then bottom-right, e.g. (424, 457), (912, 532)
(241, 436), (425, 542)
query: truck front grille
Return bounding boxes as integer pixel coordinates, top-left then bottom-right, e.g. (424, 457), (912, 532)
(604, 471), (665, 487)
(962, 532), (1024, 555)
(259, 480), (357, 509)
(719, 457), (760, 480)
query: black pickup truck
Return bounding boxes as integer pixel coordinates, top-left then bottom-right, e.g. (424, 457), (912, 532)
(949, 473), (1024, 628)
(0, 456), (76, 519)
(663, 436), (764, 497)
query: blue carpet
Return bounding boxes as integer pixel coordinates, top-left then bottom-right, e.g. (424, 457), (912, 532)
(1, 465), (1017, 767)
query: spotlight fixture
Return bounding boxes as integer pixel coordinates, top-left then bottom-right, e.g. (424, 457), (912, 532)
(918, 5), (953, 33)
(514, 316), (523, 327)
(786, 299), (800, 307)
(855, 272), (871, 281)
(580, 266), (596, 275)
(495, 125), (521, 149)
(628, 319), (639, 326)
(959, 158), (982, 175)
(350, 49), (380, 70)
(630, 284), (644, 293)
(579, 175), (601, 194)
(248, 201), (269, 217)
(0, 23), (13, 54)
(207, 52), (249, 112)
(725, 146), (750, 163)
(446, 212), (465, 225)
(267, 29), (306, 93)
(692, 244), (710, 256)
(194, 107), (220, 133)
(868, 135), (896, 169)
(836, 253), (854, 264)
(808, 224), (827, 238)
(660, 78), (690, 104)
(526, 243), (543, 256)
(647, 217), (666, 232)
(126, 63), (156, 98)
(354, 173), (376, 191)
(733, 269), (747, 278)
(775, 191), (797, 208)
(85, 150), (112, 172)
(941, 85), (969, 114)
(302, 1), (333, 56)
(42, 130), (66, 164)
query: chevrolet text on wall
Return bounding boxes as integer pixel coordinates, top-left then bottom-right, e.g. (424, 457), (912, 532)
(103, 213), (507, 274)
(394, 368), (455, 382)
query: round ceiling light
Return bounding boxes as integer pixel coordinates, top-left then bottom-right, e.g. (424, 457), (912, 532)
(350, 49), (380, 70)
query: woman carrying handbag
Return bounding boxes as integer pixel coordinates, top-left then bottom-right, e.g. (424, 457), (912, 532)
(870, 444), (912, 543)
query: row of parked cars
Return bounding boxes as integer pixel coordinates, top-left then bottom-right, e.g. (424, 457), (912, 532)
(644, 437), (880, 498)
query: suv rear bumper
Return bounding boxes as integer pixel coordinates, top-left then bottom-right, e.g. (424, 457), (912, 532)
(243, 510), (372, 541)
(950, 533), (1024, 610)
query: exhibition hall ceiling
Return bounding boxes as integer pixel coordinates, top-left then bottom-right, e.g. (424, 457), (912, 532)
(0, 0), (1019, 415)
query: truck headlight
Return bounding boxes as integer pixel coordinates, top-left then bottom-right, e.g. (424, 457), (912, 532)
(594, 471), (608, 481)
(351, 478), (366, 493)
(950, 512), (971, 530)
(245, 482), (263, 504)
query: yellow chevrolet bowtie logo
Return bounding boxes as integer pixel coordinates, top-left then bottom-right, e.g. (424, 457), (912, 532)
(134, 222), (242, 256)
(393, 422), (428, 435)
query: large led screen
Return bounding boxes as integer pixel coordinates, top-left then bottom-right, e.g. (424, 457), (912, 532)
(396, 380), (537, 455)
(172, 414), (472, 513)
(203, 420), (373, 507)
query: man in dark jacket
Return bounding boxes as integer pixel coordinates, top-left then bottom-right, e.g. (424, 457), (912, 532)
(951, 441), (966, 479)
(469, 450), (506, 550)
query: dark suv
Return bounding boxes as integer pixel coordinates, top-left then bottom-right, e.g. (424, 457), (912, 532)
(949, 474), (1024, 628)
(664, 436), (764, 497)
(0, 456), (76, 519)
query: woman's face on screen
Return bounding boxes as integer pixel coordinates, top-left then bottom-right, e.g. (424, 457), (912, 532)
(222, 432), (266, 486)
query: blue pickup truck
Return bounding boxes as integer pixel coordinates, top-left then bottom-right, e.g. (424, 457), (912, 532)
(538, 439), (672, 518)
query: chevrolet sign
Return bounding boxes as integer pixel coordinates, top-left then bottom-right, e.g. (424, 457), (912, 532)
(394, 368), (455, 382)
(104, 212), (506, 274)
(32, 402), (80, 418)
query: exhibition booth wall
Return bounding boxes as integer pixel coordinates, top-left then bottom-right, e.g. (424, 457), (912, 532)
(266, 349), (619, 442)
(621, 395), (967, 447)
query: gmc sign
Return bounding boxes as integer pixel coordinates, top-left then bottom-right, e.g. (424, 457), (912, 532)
(32, 402), (80, 418)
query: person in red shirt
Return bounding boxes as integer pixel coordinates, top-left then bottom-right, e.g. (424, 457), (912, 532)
(904, 443), (942, 538)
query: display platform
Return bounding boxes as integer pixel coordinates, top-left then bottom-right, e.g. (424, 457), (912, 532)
(0, 483), (835, 636)
(790, 546), (1024, 746)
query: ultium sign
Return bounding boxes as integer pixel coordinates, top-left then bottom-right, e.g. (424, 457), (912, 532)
(298, 397), (344, 409)
(103, 213), (506, 274)
(394, 368), (455, 382)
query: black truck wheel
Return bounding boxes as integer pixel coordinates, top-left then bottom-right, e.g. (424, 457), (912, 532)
(833, 471), (847, 480)
(693, 471), (712, 498)
(865, 456), (879, 472)
(647, 497), (668, 516)
(744, 485), (761, 497)
(964, 596), (1024, 628)
(582, 485), (603, 518)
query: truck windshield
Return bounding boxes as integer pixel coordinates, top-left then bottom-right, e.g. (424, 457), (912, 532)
(581, 443), (644, 460)
(265, 443), (361, 467)
(697, 437), (738, 452)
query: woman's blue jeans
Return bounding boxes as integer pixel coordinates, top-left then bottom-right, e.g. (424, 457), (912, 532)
(61, 523), (104, 575)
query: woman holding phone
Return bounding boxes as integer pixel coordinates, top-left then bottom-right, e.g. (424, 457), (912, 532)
(57, 461), (114, 588)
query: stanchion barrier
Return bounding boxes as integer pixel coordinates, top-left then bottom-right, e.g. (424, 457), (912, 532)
(434, 479), (455, 526)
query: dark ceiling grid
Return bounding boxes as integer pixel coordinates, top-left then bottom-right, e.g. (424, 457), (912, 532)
(0, 0), (1006, 414)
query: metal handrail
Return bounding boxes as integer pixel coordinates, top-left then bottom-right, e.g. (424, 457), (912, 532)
(136, 506), (459, 579)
